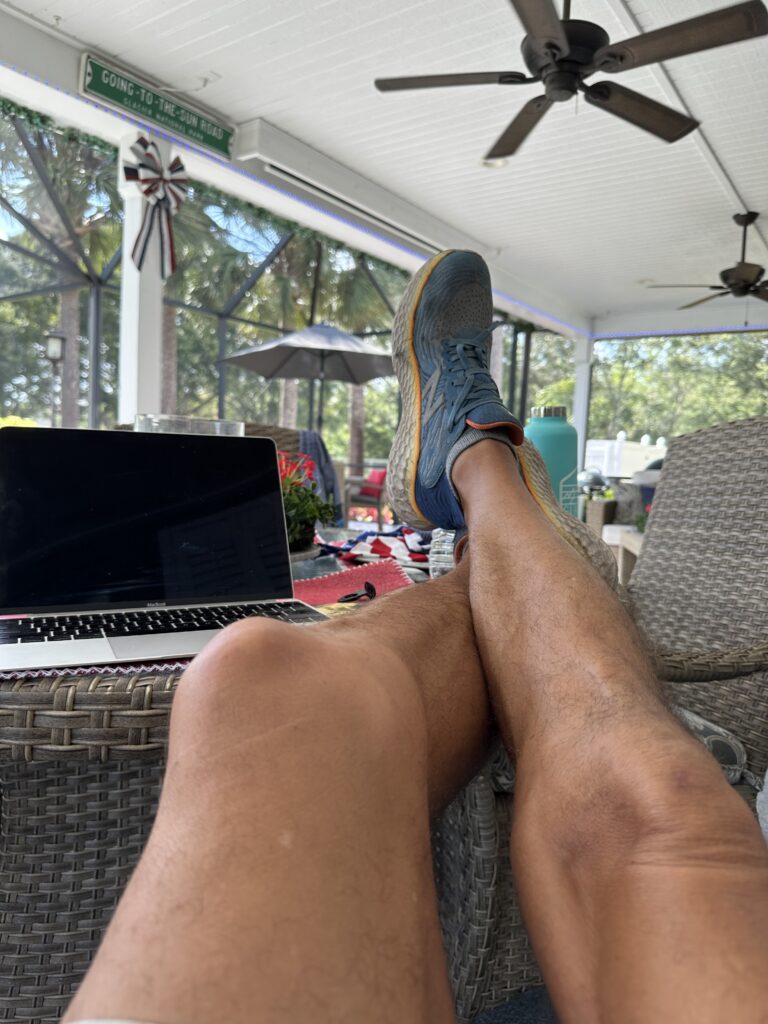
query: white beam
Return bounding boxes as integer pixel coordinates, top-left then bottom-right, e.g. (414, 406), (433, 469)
(117, 134), (168, 424)
(235, 118), (467, 250)
(572, 334), (594, 470)
(592, 302), (768, 339)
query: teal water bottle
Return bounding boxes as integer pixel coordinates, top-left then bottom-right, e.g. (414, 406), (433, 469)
(525, 406), (578, 516)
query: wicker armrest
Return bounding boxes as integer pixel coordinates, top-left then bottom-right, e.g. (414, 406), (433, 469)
(654, 641), (768, 683)
(0, 673), (179, 763)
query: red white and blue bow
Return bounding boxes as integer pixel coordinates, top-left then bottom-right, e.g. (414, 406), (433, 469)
(123, 136), (188, 279)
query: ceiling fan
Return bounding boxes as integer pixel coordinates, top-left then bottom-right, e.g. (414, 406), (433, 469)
(648, 212), (768, 309)
(374, 0), (768, 159)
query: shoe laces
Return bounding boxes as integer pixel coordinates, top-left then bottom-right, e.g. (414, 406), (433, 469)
(442, 322), (503, 428)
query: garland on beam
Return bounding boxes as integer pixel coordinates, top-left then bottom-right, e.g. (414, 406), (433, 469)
(0, 97), (52, 131)
(0, 97), (116, 158)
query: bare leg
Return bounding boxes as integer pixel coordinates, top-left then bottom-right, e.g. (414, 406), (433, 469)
(453, 440), (768, 1024)
(64, 563), (489, 1024)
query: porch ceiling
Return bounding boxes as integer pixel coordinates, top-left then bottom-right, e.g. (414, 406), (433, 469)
(1, 0), (767, 337)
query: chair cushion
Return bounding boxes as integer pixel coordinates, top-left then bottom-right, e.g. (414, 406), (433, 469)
(359, 468), (386, 497)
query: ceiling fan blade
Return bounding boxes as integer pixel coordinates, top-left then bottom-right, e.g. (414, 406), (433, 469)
(507, 0), (570, 60)
(595, 0), (768, 73)
(375, 71), (527, 91)
(484, 96), (553, 158)
(583, 82), (699, 142)
(752, 283), (768, 302)
(647, 284), (722, 289)
(678, 291), (730, 310)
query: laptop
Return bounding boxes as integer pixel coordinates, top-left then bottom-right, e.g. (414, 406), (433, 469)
(0, 427), (327, 672)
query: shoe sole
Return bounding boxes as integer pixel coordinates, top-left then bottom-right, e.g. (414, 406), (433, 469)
(388, 249), (457, 530)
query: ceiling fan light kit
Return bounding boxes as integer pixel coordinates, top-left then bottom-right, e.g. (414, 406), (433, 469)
(374, 0), (768, 159)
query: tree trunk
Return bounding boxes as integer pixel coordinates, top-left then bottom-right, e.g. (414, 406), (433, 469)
(161, 303), (177, 414)
(59, 288), (81, 427)
(348, 383), (365, 474)
(280, 378), (298, 427)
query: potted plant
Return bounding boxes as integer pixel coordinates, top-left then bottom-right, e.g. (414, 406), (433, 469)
(278, 451), (335, 552)
(635, 502), (653, 533)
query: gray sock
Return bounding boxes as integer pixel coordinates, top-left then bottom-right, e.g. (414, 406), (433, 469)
(446, 427), (518, 504)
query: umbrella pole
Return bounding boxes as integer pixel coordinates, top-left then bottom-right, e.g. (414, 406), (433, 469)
(307, 379), (314, 431)
(317, 351), (326, 433)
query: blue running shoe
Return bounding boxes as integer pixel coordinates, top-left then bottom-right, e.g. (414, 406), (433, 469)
(387, 250), (523, 530)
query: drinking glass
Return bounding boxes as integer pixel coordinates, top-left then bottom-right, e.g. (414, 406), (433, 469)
(134, 414), (245, 437)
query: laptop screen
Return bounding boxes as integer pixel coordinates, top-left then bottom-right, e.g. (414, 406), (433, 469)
(0, 428), (294, 613)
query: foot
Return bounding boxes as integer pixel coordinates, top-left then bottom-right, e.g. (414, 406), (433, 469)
(387, 250), (523, 530)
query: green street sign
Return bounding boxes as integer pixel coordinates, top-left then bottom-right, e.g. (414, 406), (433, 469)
(80, 54), (235, 157)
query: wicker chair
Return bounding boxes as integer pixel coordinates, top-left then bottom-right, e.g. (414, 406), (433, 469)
(243, 421), (301, 453)
(1, 417), (767, 1023)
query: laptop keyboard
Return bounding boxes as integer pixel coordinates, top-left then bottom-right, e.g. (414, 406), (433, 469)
(0, 602), (326, 644)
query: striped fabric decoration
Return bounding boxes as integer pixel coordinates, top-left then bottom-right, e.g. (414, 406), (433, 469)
(123, 136), (188, 278)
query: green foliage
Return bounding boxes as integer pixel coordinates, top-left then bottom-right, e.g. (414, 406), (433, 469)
(0, 107), (121, 426)
(527, 332), (576, 416)
(278, 453), (335, 548)
(496, 328), (576, 420)
(0, 414), (37, 427)
(590, 333), (768, 440)
(498, 327), (767, 443)
(167, 186), (409, 452)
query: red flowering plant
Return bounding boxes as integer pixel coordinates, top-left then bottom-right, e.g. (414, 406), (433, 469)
(277, 451), (335, 550)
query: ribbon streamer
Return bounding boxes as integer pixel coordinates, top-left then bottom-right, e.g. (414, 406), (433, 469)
(123, 136), (188, 279)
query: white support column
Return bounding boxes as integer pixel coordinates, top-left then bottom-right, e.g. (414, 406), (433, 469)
(572, 333), (594, 471)
(490, 323), (506, 394)
(117, 134), (168, 425)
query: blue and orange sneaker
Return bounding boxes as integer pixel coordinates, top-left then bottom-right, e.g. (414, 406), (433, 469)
(387, 250), (523, 530)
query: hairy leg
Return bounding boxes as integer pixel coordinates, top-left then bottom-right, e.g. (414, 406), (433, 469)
(454, 439), (768, 1024)
(64, 563), (489, 1024)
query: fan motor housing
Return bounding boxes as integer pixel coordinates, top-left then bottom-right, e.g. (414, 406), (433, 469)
(720, 262), (765, 292)
(522, 19), (610, 96)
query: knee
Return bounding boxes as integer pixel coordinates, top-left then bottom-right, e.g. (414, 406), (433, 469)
(170, 617), (425, 768)
(514, 730), (761, 873)
(183, 616), (303, 688)
(172, 617), (318, 727)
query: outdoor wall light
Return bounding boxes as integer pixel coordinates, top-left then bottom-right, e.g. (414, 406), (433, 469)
(43, 329), (67, 427)
(43, 329), (66, 364)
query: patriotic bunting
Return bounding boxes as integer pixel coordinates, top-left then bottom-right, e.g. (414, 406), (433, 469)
(123, 136), (188, 279)
(318, 527), (431, 568)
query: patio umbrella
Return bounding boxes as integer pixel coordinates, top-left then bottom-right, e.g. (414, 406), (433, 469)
(224, 323), (393, 431)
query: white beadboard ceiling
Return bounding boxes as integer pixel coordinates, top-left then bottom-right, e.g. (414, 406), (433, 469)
(2, 0), (768, 329)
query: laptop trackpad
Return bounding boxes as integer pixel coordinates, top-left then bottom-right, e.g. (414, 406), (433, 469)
(109, 629), (221, 661)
